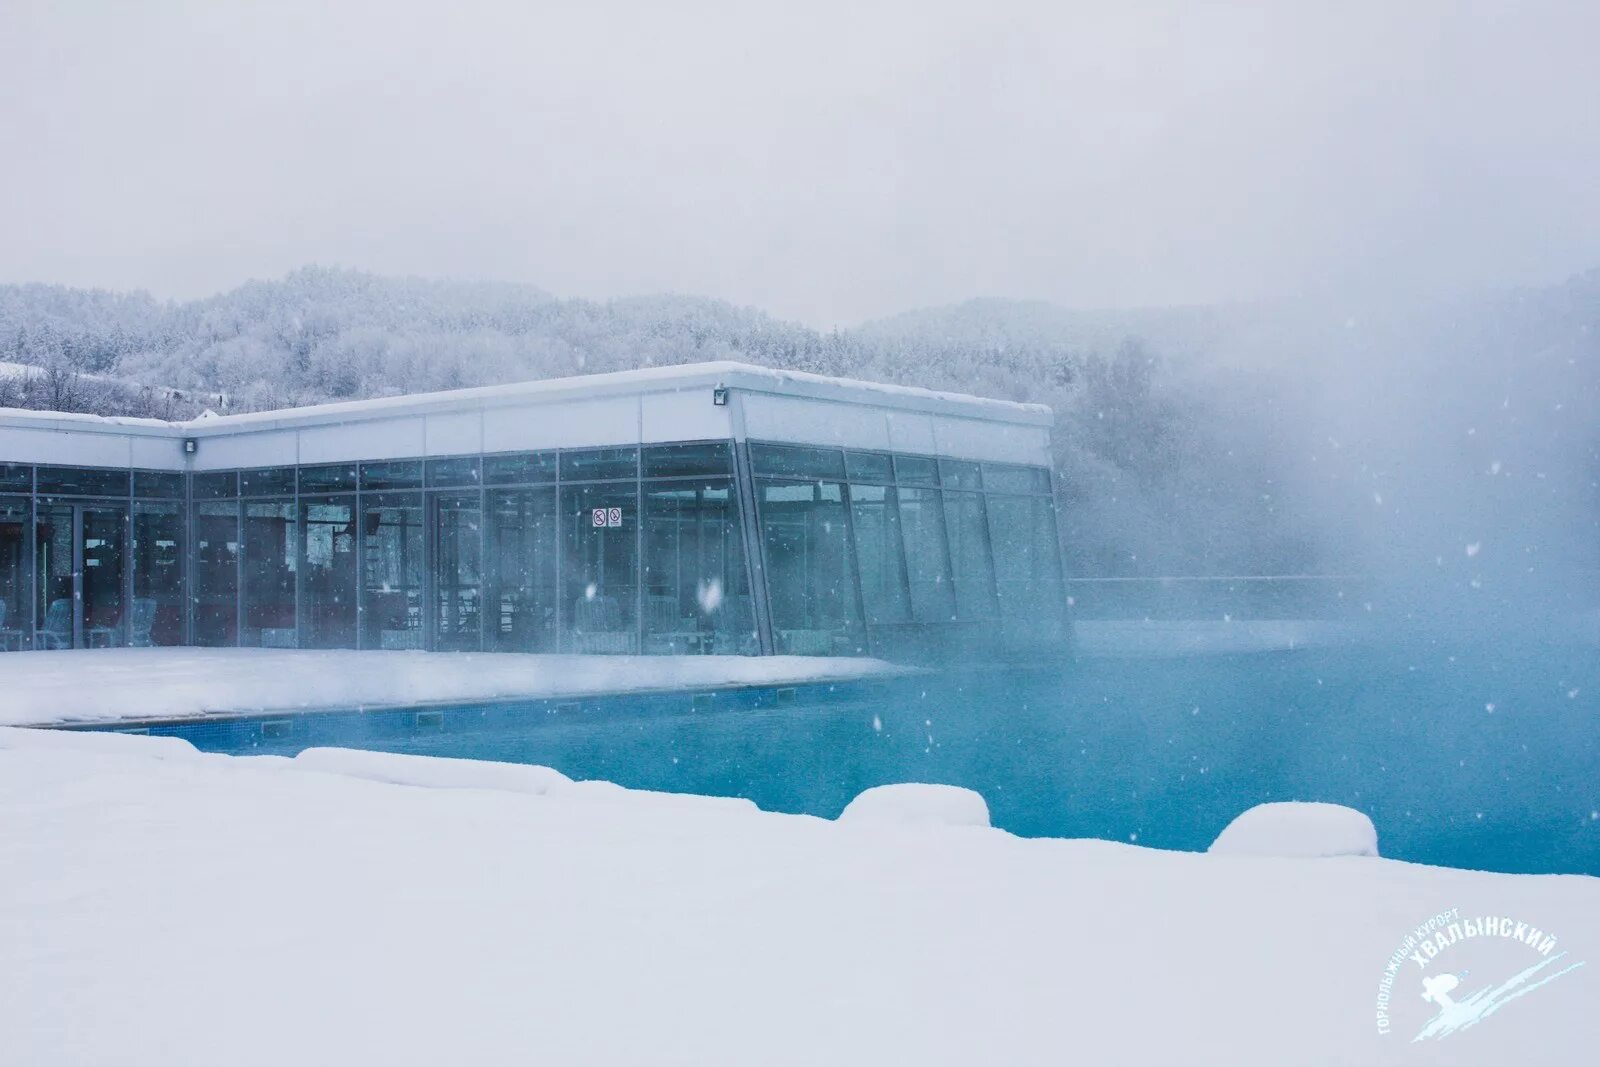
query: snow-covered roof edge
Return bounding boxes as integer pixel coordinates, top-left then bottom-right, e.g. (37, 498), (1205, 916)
(0, 362), (1052, 441)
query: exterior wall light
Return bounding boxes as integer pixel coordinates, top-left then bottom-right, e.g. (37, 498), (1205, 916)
(712, 386), (729, 406)
(183, 437), (198, 455)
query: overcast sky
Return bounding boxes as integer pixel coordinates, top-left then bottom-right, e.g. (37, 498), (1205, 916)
(1, 1), (1597, 326)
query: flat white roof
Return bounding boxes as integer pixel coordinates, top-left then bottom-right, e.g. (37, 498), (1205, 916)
(0, 362), (1051, 441)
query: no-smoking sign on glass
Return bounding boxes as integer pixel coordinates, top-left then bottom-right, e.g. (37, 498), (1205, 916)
(591, 507), (623, 528)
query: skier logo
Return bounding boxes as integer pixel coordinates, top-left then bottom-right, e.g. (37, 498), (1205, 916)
(1375, 907), (1584, 1042)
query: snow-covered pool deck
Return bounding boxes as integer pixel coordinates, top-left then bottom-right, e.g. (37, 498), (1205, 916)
(0, 648), (913, 728)
(1, 726), (1593, 1065)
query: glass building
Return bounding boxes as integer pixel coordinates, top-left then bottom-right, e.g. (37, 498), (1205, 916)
(0, 363), (1065, 659)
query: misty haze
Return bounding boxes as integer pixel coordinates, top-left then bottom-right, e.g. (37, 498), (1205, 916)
(1, 3), (1596, 1065)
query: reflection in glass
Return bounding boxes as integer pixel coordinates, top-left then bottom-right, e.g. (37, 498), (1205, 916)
(643, 480), (755, 655)
(194, 501), (239, 646)
(133, 502), (184, 645)
(943, 490), (998, 619)
(562, 482), (638, 653)
(847, 483), (911, 626)
(0, 497), (27, 650)
(244, 502), (297, 647)
(486, 488), (558, 652)
(433, 493), (482, 651)
(755, 479), (864, 655)
(301, 498), (357, 648)
(363, 495), (424, 649)
(897, 486), (955, 623)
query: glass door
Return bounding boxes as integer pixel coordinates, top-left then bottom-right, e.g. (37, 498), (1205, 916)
(35, 502), (128, 649)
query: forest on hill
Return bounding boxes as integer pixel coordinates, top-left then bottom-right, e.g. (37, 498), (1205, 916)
(2, 267), (1596, 582)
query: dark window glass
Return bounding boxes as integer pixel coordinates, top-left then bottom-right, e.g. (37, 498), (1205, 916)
(847, 483), (911, 625)
(133, 471), (186, 499)
(193, 471), (239, 500)
(943, 491), (998, 619)
(358, 460), (423, 491)
(897, 486), (955, 622)
(299, 464), (357, 494)
(240, 467), (297, 496)
(0, 497), (28, 646)
(642, 442), (732, 479)
(893, 455), (939, 487)
(983, 463), (1051, 494)
(0, 465), (32, 492)
(643, 480), (755, 655)
(243, 501), (298, 647)
(939, 460), (983, 490)
(486, 488), (559, 652)
(844, 451), (893, 483)
(426, 456), (481, 487)
(483, 451), (557, 486)
(749, 444), (846, 481)
(434, 492), (483, 650)
(194, 500), (239, 646)
(561, 481), (638, 652)
(301, 497), (357, 648)
(132, 502), (184, 645)
(754, 478), (865, 655)
(560, 447), (639, 482)
(362, 493), (424, 650)
(36, 466), (129, 497)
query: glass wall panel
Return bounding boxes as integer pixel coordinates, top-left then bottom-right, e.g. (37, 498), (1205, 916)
(362, 494), (424, 649)
(426, 457), (481, 488)
(486, 488), (558, 652)
(299, 464), (357, 494)
(484, 452), (556, 486)
(134, 471), (186, 498)
(81, 506), (127, 646)
(193, 471), (239, 500)
(0, 497), (28, 649)
(0, 465), (30, 493)
(939, 459), (983, 490)
(844, 451), (893, 483)
(561, 482), (638, 653)
(983, 463), (1051, 495)
(642, 442), (732, 479)
(897, 486), (955, 622)
(37, 467), (129, 497)
(755, 479), (864, 655)
(943, 491), (998, 619)
(34, 503), (74, 648)
(433, 493), (483, 651)
(847, 484), (911, 626)
(750, 444), (846, 481)
(301, 498), (357, 648)
(240, 467), (297, 496)
(561, 447), (638, 482)
(132, 502), (184, 645)
(894, 455), (939, 487)
(243, 502), (298, 647)
(360, 460), (422, 492)
(643, 480), (755, 655)
(987, 494), (1067, 636)
(194, 501), (239, 646)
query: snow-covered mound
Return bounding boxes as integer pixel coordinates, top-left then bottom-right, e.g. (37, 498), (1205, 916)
(837, 783), (991, 828)
(2, 729), (1594, 1065)
(1209, 801), (1380, 858)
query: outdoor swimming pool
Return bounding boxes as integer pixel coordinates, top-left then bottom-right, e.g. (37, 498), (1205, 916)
(79, 630), (1600, 877)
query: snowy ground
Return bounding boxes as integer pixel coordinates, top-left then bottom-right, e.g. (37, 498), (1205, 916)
(2, 727), (1594, 1065)
(0, 648), (910, 727)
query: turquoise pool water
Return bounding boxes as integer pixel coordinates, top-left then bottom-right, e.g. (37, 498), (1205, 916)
(101, 633), (1600, 876)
